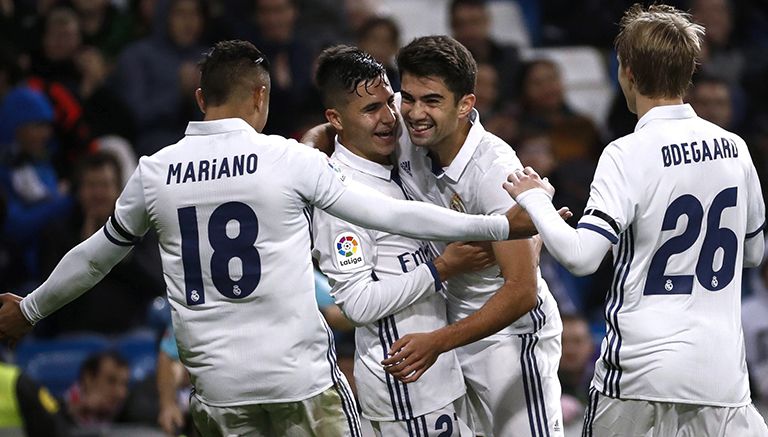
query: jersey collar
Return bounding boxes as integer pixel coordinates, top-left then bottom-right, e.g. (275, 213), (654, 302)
(332, 136), (394, 181)
(185, 118), (255, 135)
(634, 104), (697, 132)
(439, 109), (484, 182)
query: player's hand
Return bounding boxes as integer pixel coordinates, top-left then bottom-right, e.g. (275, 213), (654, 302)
(436, 241), (496, 279)
(0, 293), (32, 346)
(381, 332), (444, 383)
(505, 204), (572, 239)
(504, 166), (554, 199)
(300, 123), (336, 156)
(158, 402), (185, 436)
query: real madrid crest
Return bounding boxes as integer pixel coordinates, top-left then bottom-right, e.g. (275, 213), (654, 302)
(450, 192), (466, 213)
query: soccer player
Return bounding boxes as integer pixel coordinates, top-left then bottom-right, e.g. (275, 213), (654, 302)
(312, 45), (489, 436)
(504, 5), (768, 436)
(377, 36), (565, 437)
(0, 40), (544, 437)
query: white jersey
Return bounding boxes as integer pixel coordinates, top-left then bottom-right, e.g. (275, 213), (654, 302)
(397, 110), (559, 335)
(109, 118), (350, 406)
(578, 104), (766, 406)
(313, 141), (465, 421)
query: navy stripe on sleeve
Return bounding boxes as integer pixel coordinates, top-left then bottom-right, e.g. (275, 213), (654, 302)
(425, 261), (443, 292)
(747, 221), (766, 239)
(110, 214), (139, 243)
(103, 227), (136, 247)
(577, 223), (619, 244)
(583, 209), (620, 235)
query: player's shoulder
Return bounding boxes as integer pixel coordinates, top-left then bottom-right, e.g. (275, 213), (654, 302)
(472, 131), (522, 173)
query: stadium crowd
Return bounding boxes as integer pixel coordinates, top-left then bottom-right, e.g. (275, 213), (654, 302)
(0, 0), (767, 435)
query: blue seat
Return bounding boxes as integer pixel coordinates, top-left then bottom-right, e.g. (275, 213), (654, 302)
(115, 330), (158, 383)
(14, 334), (110, 397)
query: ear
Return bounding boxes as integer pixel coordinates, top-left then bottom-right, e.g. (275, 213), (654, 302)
(325, 108), (343, 132)
(195, 88), (206, 113)
(254, 85), (269, 111)
(457, 93), (476, 118)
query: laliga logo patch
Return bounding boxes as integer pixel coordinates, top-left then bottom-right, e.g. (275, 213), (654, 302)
(336, 232), (365, 271)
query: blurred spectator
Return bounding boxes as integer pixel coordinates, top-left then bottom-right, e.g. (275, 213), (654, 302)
(449, 0), (521, 103)
(357, 16), (401, 91)
(0, 43), (23, 101)
(64, 351), (130, 427)
(743, 245), (768, 404)
(241, 0), (322, 137)
(70, 0), (136, 61)
(692, 0), (744, 85)
(688, 74), (736, 131)
(156, 326), (194, 436)
(36, 151), (163, 336)
(0, 86), (73, 289)
(0, 360), (71, 437)
(558, 313), (595, 425)
(113, 0), (206, 156)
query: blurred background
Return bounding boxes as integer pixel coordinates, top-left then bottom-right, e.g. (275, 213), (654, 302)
(0, 0), (767, 435)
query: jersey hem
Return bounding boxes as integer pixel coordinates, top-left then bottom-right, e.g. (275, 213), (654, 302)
(191, 381), (334, 407)
(594, 387), (751, 408)
(360, 387), (465, 422)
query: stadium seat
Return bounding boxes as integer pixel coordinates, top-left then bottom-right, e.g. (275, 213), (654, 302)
(521, 46), (616, 130)
(115, 329), (158, 383)
(14, 334), (110, 397)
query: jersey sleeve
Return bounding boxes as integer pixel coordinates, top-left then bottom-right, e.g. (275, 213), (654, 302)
(477, 154), (522, 215)
(578, 145), (634, 244)
(745, 153), (766, 240)
(313, 211), (442, 326)
(105, 162), (151, 246)
(294, 145), (348, 210)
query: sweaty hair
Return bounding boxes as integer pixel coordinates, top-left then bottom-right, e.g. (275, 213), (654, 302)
(396, 35), (476, 102)
(615, 4), (704, 98)
(199, 40), (270, 107)
(315, 45), (387, 109)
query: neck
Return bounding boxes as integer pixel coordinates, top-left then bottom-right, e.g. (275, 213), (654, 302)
(634, 94), (684, 120)
(203, 104), (259, 131)
(433, 118), (471, 167)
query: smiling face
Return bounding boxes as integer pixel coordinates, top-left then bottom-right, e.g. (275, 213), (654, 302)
(331, 74), (398, 164)
(399, 72), (474, 154)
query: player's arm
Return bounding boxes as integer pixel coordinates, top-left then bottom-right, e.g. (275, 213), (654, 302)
(506, 148), (628, 275)
(382, 237), (539, 382)
(300, 122), (336, 156)
(329, 242), (494, 326)
(744, 147), (766, 267)
(0, 167), (151, 342)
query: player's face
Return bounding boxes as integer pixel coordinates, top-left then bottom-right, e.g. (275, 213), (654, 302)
(335, 75), (397, 164)
(400, 72), (471, 153)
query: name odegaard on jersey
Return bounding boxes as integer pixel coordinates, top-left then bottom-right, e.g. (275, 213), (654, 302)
(166, 153), (258, 184)
(661, 137), (738, 167)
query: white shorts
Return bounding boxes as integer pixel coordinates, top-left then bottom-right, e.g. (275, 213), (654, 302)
(189, 380), (362, 437)
(456, 312), (564, 437)
(582, 387), (768, 437)
(370, 396), (475, 437)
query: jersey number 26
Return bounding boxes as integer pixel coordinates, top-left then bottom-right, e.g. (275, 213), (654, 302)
(644, 187), (738, 295)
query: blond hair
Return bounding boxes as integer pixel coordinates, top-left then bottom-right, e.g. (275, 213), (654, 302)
(615, 4), (705, 98)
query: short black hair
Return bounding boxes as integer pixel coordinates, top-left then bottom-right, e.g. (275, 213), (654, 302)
(75, 151), (123, 188)
(450, 0), (487, 17)
(396, 35), (476, 101)
(78, 350), (129, 382)
(199, 40), (270, 106)
(315, 45), (387, 109)
(357, 16), (400, 47)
